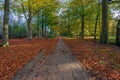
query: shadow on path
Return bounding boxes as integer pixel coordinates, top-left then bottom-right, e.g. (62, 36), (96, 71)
(13, 39), (90, 80)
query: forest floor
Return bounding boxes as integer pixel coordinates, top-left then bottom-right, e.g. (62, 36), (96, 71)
(0, 37), (120, 80)
(64, 38), (120, 80)
(0, 38), (57, 80)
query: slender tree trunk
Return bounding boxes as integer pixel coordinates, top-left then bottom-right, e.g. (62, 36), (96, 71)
(27, 17), (32, 40)
(44, 17), (47, 38)
(116, 19), (120, 46)
(99, 10), (101, 36)
(27, 2), (32, 40)
(0, 16), (2, 38)
(80, 15), (84, 39)
(2, 0), (10, 47)
(94, 11), (99, 40)
(67, 10), (71, 37)
(42, 16), (44, 37)
(37, 13), (41, 38)
(100, 0), (108, 44)
(21, 0), (32, 39)
(68, 26), (70, 36)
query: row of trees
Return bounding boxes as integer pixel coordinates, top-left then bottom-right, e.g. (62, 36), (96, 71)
(0, 0), (120, 47)
(101, 0), (120, 46)
(58, 0), (120, 46)
(1, 0), (59, 47)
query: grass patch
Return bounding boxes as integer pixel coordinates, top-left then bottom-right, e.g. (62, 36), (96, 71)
(109, 36), (116, 43)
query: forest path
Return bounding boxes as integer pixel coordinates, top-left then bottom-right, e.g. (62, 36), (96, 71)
(13, 39), (90, 80)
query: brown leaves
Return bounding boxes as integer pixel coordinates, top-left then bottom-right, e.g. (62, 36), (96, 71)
(0, 38), (57, 80)
(64, 39), (120, 80)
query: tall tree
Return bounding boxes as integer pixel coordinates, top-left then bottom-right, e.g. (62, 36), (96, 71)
(27, 0), (32, 40)
(2, 0), (10, 47)
(80, 0), (85, 39)
(40, 1), (59, 37)
(116, 19), (120, 46)
(15, 0), (44, 40)
(37, 12), (41, 38)
(94, 3), (100, 40)
(100, 0), (108, 44)
(70, 0), (95, 39)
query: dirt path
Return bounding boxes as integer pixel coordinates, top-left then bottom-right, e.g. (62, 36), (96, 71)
(13, 39), (90, 80)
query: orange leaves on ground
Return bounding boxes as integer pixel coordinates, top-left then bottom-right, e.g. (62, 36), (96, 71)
(64, 39), (120, 80)
(0, 38), (57, 80)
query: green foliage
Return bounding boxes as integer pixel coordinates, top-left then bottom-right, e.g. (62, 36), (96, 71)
(9, 25), (27, 38)
(1, 0), (119, 43)
(58, 0), (98, 37)
(32, 24), (39, 37)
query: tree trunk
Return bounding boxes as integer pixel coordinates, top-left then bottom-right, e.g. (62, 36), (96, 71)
(42, 15), (44, 37)
(27, 21), (32, 40)
(37, 13), (41, 38)
(116, 19), (120, 46)
(67, 10), (71, 37)
(94, 10), (99, 40)
(44, 17), (47, 38)
(67, 22), (71, 37)
(80, 15), (84, 39)
(27, 1), (32, 40)
(100, 0), (108, 44)
(2, 0), (10, 47)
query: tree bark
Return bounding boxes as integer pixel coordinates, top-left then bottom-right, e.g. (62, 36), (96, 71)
(20, 0), (32, 40)
(94, 8), (99, 40)
(80, 15), (84, 39)
(67, 10), (71, 37)
(27, 1), (32, 40)
(37, 13), (41, 38)
(44, 17), (47, 38)
(42, 15), (44, 37)
(100, 0), (108, 44)
(27, 11), (32, 40)
(2, 0), (10, 47)
(116, 19), (120, 46)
